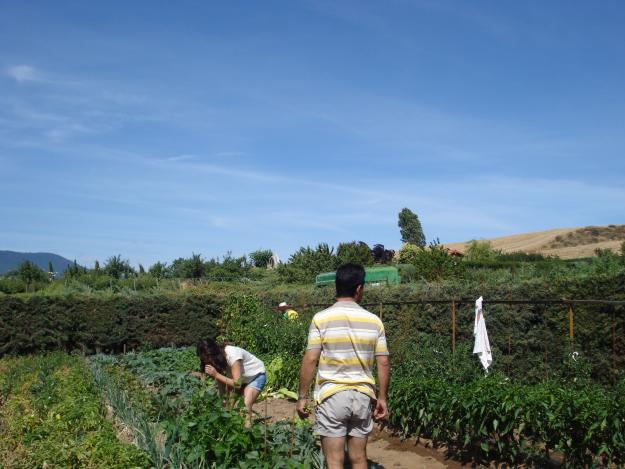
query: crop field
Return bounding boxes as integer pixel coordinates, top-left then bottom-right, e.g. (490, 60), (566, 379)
(444, 224), (625, 259)
(0, 348), (321, 468)
(2, 289), (625, 468)
(0, 353), (149, 468)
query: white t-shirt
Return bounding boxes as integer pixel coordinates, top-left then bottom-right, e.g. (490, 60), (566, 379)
(224, 345), (265, 383)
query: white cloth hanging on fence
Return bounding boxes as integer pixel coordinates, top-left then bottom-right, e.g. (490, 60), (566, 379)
(473, 296), (492, 372)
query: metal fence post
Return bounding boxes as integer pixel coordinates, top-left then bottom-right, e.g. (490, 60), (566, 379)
(543, 305), (549, 379)
(613, 306), (617, 383)
(451, 300), (456, 355)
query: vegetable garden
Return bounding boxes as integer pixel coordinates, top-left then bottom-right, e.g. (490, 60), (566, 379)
(1, 270), (625, 467)
(1, 349), (322, 468)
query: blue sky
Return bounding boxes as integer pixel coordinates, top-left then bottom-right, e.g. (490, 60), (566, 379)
(1, 1), (624, 267)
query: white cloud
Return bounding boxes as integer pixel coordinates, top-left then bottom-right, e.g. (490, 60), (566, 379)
(6, 65), (41, 83)
(167, 154), (197, 162)
(166, 152), (245, 163)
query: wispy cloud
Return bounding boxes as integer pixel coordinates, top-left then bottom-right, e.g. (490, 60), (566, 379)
(5, 64), (41, 83)
(153, 156), (392, 202)
(166, 154), (197, 162)
(44, 122), (104, 142)
(165, 152), (245, 163)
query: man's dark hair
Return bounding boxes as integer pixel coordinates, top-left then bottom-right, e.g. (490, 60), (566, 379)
(335, 263), (365, 298)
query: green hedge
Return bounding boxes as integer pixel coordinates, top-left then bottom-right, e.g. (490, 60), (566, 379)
(251, 272), (625, 382)
(1, 272), (624, 381)
(0, 293), (221, 355)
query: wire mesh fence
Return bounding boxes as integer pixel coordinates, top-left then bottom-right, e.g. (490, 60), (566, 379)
(287, 298), (625, 384)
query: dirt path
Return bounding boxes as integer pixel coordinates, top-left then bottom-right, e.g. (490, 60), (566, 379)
(254, 397), (463, 469)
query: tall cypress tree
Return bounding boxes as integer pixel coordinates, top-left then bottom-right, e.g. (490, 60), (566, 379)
(398, 208), (426, 247)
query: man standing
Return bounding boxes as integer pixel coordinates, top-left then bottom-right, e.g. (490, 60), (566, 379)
(296, 263), (390, 469)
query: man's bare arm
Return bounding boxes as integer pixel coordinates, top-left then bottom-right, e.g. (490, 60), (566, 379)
(298, 348), (321, 397)
(374, 355), (390, 420)
(296, 348), (321, 418)
(376, 355), (390, 399)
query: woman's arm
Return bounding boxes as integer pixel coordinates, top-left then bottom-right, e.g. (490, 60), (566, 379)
(205, 360), (242, 390)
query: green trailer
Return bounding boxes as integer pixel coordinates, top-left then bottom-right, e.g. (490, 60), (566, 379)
(315, 266), (401, 287)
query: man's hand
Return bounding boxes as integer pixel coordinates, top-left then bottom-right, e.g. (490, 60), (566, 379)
(296, 398), (310, 419)
(204, 365), (217, 377)
(297, 348), (320, 419)
(373, 398), (388, 421)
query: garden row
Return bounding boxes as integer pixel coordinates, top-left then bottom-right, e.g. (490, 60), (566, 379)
(389, 374), (625, 467)
(91, 347), (322, 468)
(0, 352), (149, 468)
(0, 349), (322, 468)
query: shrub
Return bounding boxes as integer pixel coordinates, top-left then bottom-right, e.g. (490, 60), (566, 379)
(464, 240), (501, 262)
(103, 255), (135, 279)
(396, 241), (464, 281)
(249, 249), (273, 268)
(277, 243), (336, 283)
(336, 241), (374, 266)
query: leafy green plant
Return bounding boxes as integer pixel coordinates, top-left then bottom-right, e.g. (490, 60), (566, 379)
(388, 374), (625, 467)
(396, 241), (464, 281)
(93, 345), (323, 468)
(0, 353), (149, 468)
(249, 249), (273, 268)
(336, 241), (374, 266)
(464, 240), (501, 262)
(277, 243), (336, 283)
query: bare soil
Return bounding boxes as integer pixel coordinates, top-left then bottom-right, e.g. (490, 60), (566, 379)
(254, 397), (462, 468)
(105, 403), (135, 445)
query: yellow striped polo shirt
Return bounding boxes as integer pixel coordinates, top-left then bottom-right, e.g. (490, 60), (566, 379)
(307, 300), (389, 404)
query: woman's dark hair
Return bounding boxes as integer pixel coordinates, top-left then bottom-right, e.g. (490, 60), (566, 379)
(196, 338), (228, 374)
(335, 263), (365, 298)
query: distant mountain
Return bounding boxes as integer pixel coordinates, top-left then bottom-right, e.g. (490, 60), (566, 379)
(0, 250), (75, 275)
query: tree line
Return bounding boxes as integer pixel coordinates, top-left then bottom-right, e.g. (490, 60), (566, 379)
(4, 207), (622, 293)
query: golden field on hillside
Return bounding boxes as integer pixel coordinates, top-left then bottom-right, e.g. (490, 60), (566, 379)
(445, 225), (625, 259)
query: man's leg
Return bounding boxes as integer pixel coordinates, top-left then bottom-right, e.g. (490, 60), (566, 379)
(346, 391), (373, 468)
(321, 436), (346, 469)
(347, 435), (368, 469)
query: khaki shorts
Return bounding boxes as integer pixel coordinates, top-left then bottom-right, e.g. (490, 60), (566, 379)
(315, 390), (373, 438)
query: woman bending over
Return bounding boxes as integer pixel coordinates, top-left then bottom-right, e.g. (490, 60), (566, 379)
(193, 338), (266, 426)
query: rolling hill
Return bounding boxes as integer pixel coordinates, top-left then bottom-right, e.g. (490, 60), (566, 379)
(0, 251), (74, 275)
(444, 225), (625, 259)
